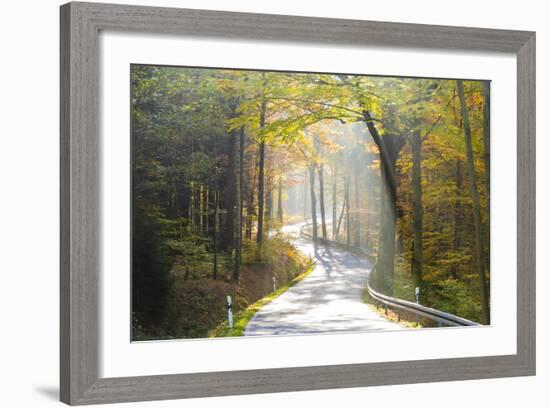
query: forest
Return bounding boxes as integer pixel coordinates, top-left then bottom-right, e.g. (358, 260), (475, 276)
(131, 64), (490, 340)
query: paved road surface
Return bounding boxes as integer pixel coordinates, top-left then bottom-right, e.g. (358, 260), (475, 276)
(244, 223), (402, 336)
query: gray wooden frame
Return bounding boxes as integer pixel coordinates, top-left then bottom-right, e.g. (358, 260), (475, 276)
(60, 1), (536, 405)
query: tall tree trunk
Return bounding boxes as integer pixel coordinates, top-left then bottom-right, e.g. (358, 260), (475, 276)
(265, 174), (273, 232)
(377, 152), (398, 295)
(353, 145), (361, 248)
(482, 81), (490, 202)
(336, 198), (346, 241)
(336, 164), (348, 242)
(303, 169), (309, 220)
(277, 177), (283, 224)
(189, 181), (195, 233)
(345, 172), (351, 246)
(364, 164), (370, 249)
(199, 184), (204, 233)
(332, 166), (338, 240)
(363, 110), (405, 295)
(222, 126), (237, 249)
(318, 163), (327, 240)
(256, 101), (267, 244)
(245, 201), (253, 241)
(482, 81), (491, 281)
(457, 79), (490, 324)
(451, 158), (463, 280)
(411, 129), (423, 290)
(213, 190), (219, 280)
(205, 186), (209, 233)
(171, 180), (180, 218)
(232, 126), (245, 283)
(308, 165), (318, 242)
(245, 159), (256, 243)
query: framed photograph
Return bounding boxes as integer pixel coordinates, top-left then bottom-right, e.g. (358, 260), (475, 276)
(60, 1), (535, 405)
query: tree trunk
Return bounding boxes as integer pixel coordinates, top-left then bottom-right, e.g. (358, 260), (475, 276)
(256, 99), (267, 244)
(213, 189), (219, 280)
(189, 181), (195, 233)
(308, 165), (318, 242)
(245, 161), (255, 242)
(318, 163), (328, 240)
(353, 145), (361, 248)
(303, 169), (309, 220)
(245, 201), (253, 241)
(222, 126), (237, 249)
(332, 166), (338, 240)
(482, 81), (491, 281)
(205, 186), (209, 233)
(265, 174), (273, 232)
(171, 180), (180, 218)
(482, 81), (490, 202)
(345, 172), (351, 246)
(377, 152), (398, 294)
(457, 79), (490, 324)
(364, 164), (370, 249)
(277, 177), (283, 224)
(451, 158), (463, 280)
(411, 129), (423, 290)
(199, 184), (204, 233)
(336, 197), (346, 241)
(362, 110), (405, 296)
(232, 126), (245, 283)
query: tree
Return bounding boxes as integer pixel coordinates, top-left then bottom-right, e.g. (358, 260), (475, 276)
(257, 113), (266, 245)
(277, 177), (284, 224)
(363, 110), (405, 294)
(316, 142), (328, 240)
(411, 129), (423, 289)
(353, 131), (361, 248)
(457, 79), (490, 324)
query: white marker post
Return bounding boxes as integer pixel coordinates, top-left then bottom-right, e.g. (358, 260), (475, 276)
(226, 295), (234, 329)
(272, 276), (277, 292)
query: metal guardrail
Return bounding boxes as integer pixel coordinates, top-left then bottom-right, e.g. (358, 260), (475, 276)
(298, 222), (480, 327)
(366, 263), (479, 327)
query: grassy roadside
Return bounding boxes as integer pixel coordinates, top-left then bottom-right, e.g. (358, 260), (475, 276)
(209, 260), (315, 338)
(363, 288), (422, 329)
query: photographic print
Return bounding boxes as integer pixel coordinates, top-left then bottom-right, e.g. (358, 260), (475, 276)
(131, 65), (490, 341)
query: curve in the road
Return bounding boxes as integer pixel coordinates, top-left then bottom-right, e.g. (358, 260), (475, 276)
(244, 224), (403, 336)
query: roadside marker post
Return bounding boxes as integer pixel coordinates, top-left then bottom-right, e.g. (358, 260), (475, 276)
(226, 295), (234, 329)
(272, 276), (277, 292)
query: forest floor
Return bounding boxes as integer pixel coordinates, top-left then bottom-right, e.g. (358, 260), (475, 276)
(206, 236), (313, 338)
(209, 261), (315, 337)
(244, 223), (402, 336)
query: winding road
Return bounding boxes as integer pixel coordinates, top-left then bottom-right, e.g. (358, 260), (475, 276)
(244, 223), (402, 336)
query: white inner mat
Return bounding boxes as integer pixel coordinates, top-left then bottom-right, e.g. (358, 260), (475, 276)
(100, 31), (517, 378)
